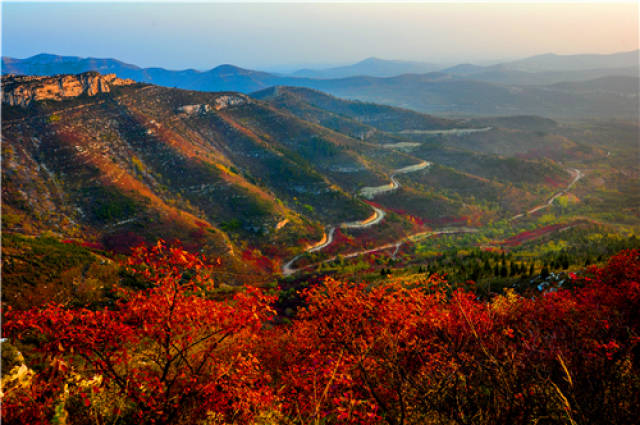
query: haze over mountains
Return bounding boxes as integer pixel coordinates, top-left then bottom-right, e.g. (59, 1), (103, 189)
(3, 50), (638, 118)
(290, 57), (442, 78)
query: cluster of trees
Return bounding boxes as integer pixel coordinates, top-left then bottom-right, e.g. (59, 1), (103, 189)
(414, 249), (539, 285)
(3, 242), (639, 424)
(410, 234), (640, 292)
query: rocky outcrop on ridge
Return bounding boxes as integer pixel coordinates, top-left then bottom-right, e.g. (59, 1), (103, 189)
(2, 72), (136, 107)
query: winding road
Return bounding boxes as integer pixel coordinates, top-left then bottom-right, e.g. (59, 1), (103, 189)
(282, 161), (431, 275)
(282, 163), (583, 276)
(510, 168), (583, 220)
(359, 161), (431, 199)
(286, 227), (479, 276)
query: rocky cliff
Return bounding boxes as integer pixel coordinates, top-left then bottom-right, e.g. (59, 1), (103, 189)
(175, 95), (249, 115)
(2, 72), (136, 107)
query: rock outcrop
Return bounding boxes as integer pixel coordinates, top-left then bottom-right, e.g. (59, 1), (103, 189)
(176, 95), (249, 115)
(213, 94), (248, 110)
(2, 72), (136, 107)
(176, 104), (213, 115)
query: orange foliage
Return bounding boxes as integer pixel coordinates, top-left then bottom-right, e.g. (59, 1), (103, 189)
(4, 248), (640, 424)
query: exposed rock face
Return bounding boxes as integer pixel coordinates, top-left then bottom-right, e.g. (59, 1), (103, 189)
(2, 72), (136, 107)
(213, 94), (248, 110)
(176, 95), (249, 115)
(176, 104), (212, 115)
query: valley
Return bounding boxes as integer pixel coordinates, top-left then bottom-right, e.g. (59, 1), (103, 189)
(3, 73), (637, 300)
(4, 0), (640, 422)
(283, 165), (587, 276)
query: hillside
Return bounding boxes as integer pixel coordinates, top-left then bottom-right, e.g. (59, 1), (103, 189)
(5, 241), (640, 424)
(505, 49), (640, 72)
(1, 73), (381, 281)
(3, 73), (638, 290)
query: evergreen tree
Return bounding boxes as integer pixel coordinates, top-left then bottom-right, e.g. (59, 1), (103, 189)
(483, 259), (491, 273)
(470, 266), (480, 282)
(500, 264), (508, 278)
(541, 267), (550, 279)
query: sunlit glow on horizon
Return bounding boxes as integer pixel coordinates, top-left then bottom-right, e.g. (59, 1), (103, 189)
(2, 2), (638, 70)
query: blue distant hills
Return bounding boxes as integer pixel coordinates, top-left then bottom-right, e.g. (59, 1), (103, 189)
(3, 50), (638, 118)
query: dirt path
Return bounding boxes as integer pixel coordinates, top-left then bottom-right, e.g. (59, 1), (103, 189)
(282, 227), (337, 275)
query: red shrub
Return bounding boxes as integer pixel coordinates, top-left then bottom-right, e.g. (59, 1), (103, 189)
(265, 250), (640, 424)
(4, 241), (277, 424)
(4, 246), (639, 424)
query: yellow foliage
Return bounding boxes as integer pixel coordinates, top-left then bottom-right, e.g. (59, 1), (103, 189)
(490, 288), (521, 314)
(1, 361), (35, 397)
(539, 213), (555, 224)
(131, 155), (146, 174)
(48, 113), (62, 123)
(215, 163), (232, 175)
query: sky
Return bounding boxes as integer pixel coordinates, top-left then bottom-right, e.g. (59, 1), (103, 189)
(2, 2), (639, 72)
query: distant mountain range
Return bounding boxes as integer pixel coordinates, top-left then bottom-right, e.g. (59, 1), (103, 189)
(2, 51), (638, 118)
(290, 57), (441, 78)
(289, 51), (639, 80)
(503, 50), (639, 72)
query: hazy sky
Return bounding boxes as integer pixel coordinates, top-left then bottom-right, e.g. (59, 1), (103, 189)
(2, 2), (639, 71)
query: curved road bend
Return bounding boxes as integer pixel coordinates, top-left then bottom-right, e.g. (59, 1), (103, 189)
(283, 164), (582, 276)
(511, 168), (584, 220)
(359, 161), (431, 199)
(282, 161), (430, 275)
(287, 227), (478, 276)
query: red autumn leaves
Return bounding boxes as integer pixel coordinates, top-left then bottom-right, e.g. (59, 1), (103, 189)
(3, 245), (639, 424)
(3, 241), (276, 424)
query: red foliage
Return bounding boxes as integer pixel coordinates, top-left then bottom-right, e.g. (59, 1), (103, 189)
(61, 239), (104, 250)
(263, 250), (640, 424)
(364, 200), (426, 227)
(544, 176), (564, 188)
(242, 248), (277, 273)
(499, 223), (576, 247)
(4, 241), (277, 424)
(194, 220), (209, 229)
(102, 230), (146, 254)
(4, 247), (640, 424)
(322, 228), (357, 256)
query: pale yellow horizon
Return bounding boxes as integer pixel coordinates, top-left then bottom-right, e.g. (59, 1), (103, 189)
(3, 2), (639, 69)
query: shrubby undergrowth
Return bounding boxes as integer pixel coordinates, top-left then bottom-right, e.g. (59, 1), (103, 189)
(3, 243), (639, 424)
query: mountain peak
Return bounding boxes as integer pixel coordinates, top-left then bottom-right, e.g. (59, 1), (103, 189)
(359, 57), (384, 64)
